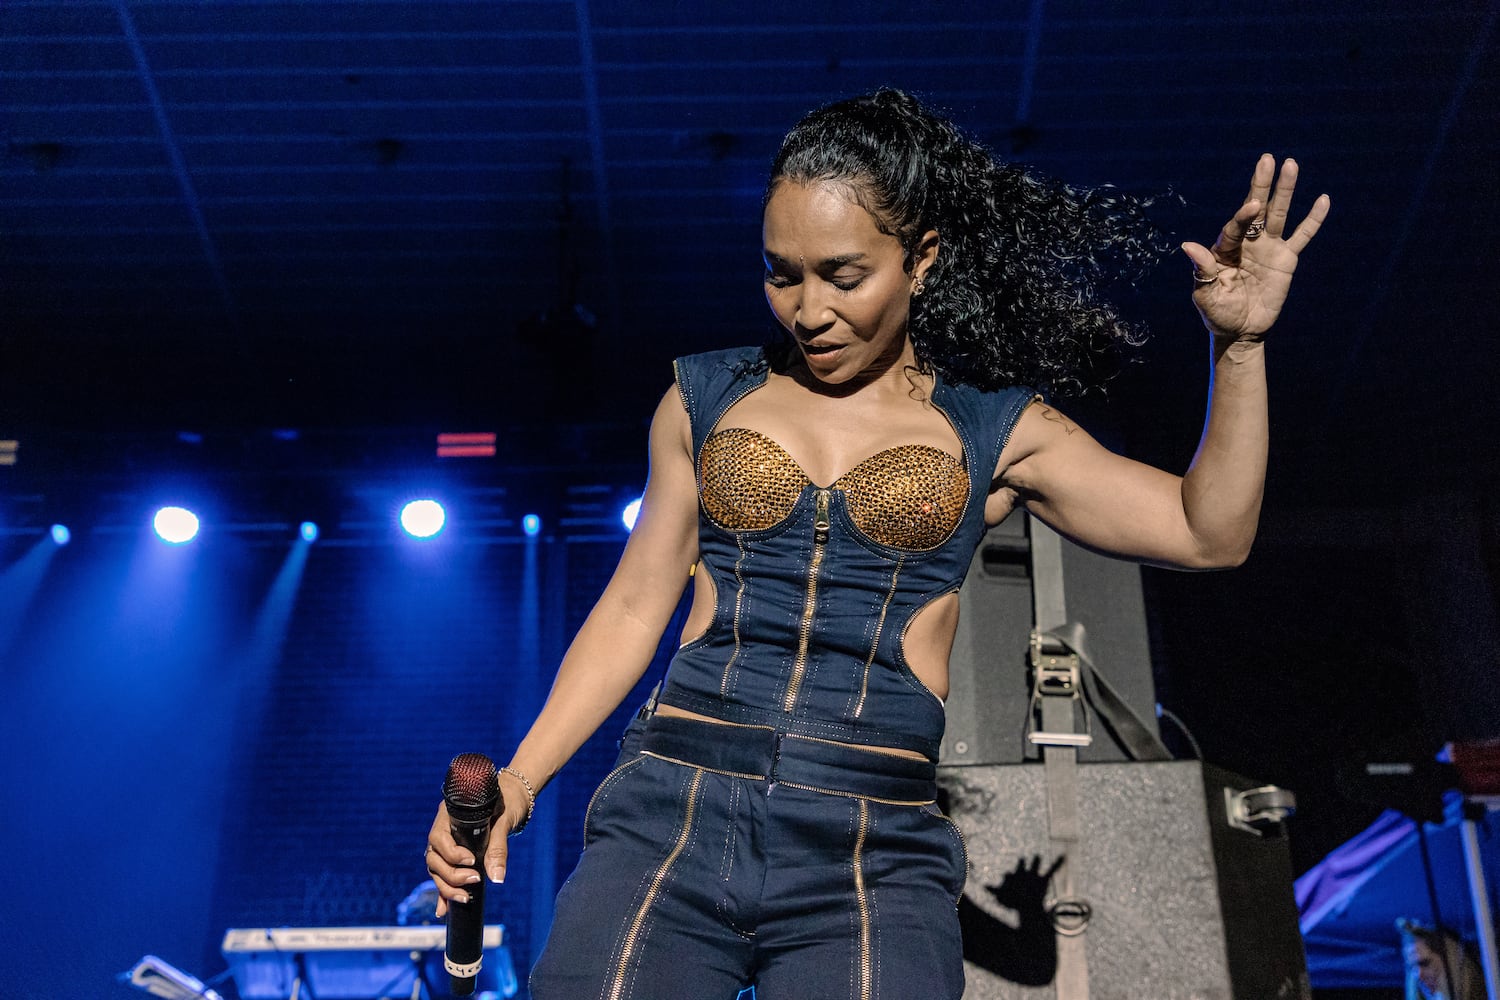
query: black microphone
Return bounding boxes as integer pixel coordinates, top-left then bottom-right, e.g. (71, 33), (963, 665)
(442, 752), (500, 996)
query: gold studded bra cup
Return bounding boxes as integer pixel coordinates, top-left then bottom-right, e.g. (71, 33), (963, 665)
(699, 428), (967, 551)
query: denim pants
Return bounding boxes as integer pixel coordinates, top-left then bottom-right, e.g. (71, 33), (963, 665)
(530, 715), (968, 999)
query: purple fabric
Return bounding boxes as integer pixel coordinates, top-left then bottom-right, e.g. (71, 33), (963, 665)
(1295, 797), (1500, 987)
(1296, 809), (1419, 927)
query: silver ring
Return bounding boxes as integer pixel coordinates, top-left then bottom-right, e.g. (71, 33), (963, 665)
(1244, 218), (1266, 239)
(1192, 270), (1220, 287)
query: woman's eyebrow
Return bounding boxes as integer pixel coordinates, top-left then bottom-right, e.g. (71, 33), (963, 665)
(817, 253), (869, 268)
(762, 251), (870, 268)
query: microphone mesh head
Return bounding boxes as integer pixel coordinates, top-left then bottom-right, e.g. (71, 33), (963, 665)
(443, 753), (498, 822)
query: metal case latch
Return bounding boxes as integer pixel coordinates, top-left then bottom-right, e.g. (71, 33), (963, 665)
(1225, 784), (1297, 835)
(1026, 631), (1093, 748)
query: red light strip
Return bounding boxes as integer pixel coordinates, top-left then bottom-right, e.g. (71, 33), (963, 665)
(436, 432), (496, 458)
(437, 444), (497, 457)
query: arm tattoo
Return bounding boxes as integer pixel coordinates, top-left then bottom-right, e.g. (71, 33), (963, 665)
(1038, 406), (1078, 436)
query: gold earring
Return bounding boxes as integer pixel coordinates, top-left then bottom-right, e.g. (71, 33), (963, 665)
(913, 275), (926, 297)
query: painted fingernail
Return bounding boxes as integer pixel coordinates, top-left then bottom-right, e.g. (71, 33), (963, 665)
(463, 872), (481, 885)
(460, 855), (475, 867)
(454, 891), (470, 905)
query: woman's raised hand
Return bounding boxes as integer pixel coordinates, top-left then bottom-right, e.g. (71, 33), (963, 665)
(1181, 153), (1330, 341)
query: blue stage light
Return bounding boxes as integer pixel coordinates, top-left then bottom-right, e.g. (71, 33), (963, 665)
(621, 496), (643, 532)
(50, 524), (71, 546)
(522, 513), (541, 537)
(153, 506), (200, 544)
(299, 521), (319, 543)
(400, 499), (445, 539)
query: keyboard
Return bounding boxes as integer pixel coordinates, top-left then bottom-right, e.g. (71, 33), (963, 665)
(222, 925), (503, 953)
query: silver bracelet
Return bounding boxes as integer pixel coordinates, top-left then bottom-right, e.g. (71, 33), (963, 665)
(499, 765), (536, 833)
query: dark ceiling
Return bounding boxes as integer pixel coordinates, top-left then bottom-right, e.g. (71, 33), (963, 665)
(1, 1), (1496, 496)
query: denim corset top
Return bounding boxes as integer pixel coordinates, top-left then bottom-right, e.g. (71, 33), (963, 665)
(660, 347), (1034, 761)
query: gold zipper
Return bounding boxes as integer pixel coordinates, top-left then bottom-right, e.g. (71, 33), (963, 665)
(606, 768), (704, 1000)
(853, 556), (904, 719)
(720, 535), (749, 696)
(942, 810), (971, 906)
(853, 799), (872, 1000)
(783, 488), (830, 713)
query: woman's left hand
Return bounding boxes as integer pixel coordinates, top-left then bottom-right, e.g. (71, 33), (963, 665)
(1182, 153), (1330, 342)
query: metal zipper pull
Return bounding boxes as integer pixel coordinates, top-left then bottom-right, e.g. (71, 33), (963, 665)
(814, 488), (831, 544)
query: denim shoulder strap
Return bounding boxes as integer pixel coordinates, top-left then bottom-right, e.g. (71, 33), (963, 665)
(931, 378), (1038, 515)
(672, 347), (768, 460)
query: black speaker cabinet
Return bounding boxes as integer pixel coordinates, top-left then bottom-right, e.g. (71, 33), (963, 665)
(943, 516), (1161, 766)
(938, 761), (1309, 1000)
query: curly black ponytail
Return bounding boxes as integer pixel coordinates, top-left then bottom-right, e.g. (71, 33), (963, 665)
(768, 89), (1170, 395)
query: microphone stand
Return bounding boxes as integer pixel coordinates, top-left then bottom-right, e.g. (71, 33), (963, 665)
(411, 946), (436, 1000)
(1459, 799), (1499, 1000)
(290, 949), (317, 1000)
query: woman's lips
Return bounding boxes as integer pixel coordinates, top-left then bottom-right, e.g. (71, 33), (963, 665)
(801, 341), (843, 357)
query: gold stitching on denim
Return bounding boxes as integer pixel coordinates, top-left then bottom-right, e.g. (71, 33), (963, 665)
(582, 756), (646, 842)
(773, 780), (934, 808)
(639, 751), (766, 782)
